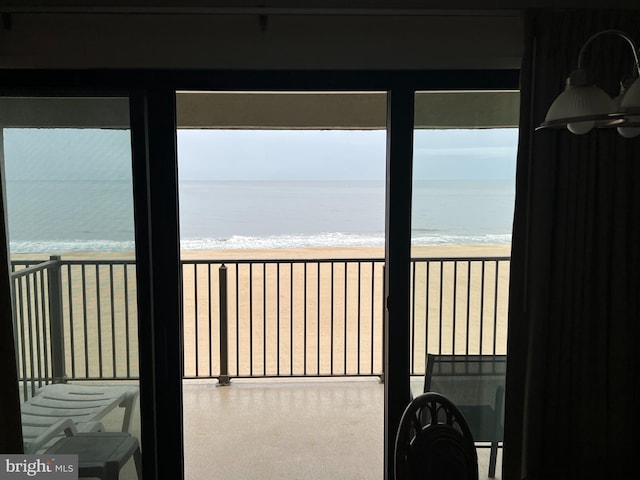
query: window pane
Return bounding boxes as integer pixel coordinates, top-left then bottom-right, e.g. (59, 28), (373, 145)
(3, 97), (142, 480)
(411, 90), (518, 478)
(177, 91), (386, 480)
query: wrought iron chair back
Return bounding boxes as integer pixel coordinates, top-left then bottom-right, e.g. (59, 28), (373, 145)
(395, 392), (479, 480)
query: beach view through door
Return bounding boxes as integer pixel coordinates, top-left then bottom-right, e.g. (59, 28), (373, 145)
(2, 97), (142, 479)
(410, 90), (519, 478)
(176, 91), (388, 480)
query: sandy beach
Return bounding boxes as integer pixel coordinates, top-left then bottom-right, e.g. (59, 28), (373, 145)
(12, 244), (511, 381)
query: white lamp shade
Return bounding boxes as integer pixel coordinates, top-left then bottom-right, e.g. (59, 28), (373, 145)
(535, 31), (640, 137)
(620, 77), (640, 114)
(543, 84), (616, 125)
(614, 77), (640, 136)
(617, 125), (640, 138)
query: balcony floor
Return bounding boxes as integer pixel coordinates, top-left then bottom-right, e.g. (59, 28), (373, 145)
(183, 378), (502, 480)
(113, 378), (502, 479)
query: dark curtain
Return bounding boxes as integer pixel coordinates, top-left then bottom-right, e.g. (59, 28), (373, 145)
(0, 142), (24, 452)
(504, 9), (640, 480)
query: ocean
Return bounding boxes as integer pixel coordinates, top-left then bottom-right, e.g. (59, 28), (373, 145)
(5, 179), (514, 254)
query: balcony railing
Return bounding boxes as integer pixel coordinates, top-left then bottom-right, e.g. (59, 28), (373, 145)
(11, 254), (510, 396)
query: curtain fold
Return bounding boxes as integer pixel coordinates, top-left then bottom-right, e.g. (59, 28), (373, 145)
(505, 9), (640, 480)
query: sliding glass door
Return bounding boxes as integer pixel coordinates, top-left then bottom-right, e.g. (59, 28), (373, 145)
(0, 70), (519, 480)
(176, 91), (387, 480)
(409, 90), (519, 477)
(2, 96), (142, 478)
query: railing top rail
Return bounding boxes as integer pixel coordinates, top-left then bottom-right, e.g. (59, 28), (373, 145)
(180, 257), (386, 265)
(10, 259), (58, 279)
(11, 255), (511, 270)
(412, 256), (511, 262)
(59, 259), (136, 266)
(11, 258), (135, 266)
(11, 260), (46, 266)
(180, 256), (510, 265)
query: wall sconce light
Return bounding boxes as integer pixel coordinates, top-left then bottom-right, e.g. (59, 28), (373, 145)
(537, 29), (640, 138)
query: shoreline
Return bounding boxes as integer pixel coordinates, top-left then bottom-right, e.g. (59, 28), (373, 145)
(11, 243), (511, 261)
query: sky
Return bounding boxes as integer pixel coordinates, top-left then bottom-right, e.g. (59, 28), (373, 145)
(2, 127), (519, 182)
(177, 128), (519, 182)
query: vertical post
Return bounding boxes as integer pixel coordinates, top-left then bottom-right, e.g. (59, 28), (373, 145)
(218, 264), (230, 385)
(384, 89), (414, 480)
(47, 255), (66, 383)
(130, 88), (184, 480)
(380, 263), (386, 384)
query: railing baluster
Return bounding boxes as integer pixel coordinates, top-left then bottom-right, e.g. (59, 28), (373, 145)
(424, 261), (430, 366)
(380, 262), (385, 378)
(207, 264), (212, 378)
(110, 265), (116, 378)
(317, 262), (321, 375)
(276, 263), (280, 376)
(95, 265), (103, 379)
(10, 276), (19, 388)
(124, 264), (131, 378)
(81, 265), (89, 378)
(343, 261), (348, 375)
(39, 270), (50, 385)
(466, 261), (472, 355)
(330, 262), (335, 375)
(235, 263), (240, 376)
(493, 260), (500, 355)
(370, 261), (375, 375)
(410, 261), (416, 374)
(32, 272), (44, 388)
(219, 264), (230, 385)
(357, 262), (361, 375)
(66, 265), (76, 379)
(249, 263), (253, 377)
(438, 262), (444, 354)
(452, 261), (458, 354)
(26, 278), (36, 395)
(194, 264), (199, 377)
(303, 262), (307, 375)
(263, 263), (267, 376)
(26, 266), (37, 395)
(289, 262), (293, 376)
(47, 256), (65, 384)
(16, 278), (28, 398)
(480, 261), (486, 355)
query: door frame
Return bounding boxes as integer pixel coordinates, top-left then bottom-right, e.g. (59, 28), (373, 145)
(0, 68), (519, 480)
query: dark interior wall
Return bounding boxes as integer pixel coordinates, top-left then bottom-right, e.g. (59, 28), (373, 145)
(0, 11), (524, 70)
(3, 2), (640, 72)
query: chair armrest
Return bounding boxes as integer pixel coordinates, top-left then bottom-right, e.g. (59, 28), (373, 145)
(25, 418), (77, 454)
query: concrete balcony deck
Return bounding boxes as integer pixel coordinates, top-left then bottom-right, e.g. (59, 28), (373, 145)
(182, 378), (502, 480)
(87, 378), (503, 480)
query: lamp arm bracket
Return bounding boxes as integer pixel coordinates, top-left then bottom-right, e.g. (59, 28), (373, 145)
(577, 29), (640, 77)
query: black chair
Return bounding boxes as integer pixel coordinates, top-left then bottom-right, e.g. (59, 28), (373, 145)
(424, 354), (506, 478)
(394, 392), (479, 480)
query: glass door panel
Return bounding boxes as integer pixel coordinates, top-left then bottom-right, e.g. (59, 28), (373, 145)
(176, 91), (387, 480)
(410, 90), (519, 477)
(2, 97), (142, 480)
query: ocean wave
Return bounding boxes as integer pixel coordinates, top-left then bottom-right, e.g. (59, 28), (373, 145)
(9, 240), (136, 254)
(9, 231), (512, 254)
(180, 231), (511, 250)
(410, 233), (512, 246)
(180, 232), (386, 250)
